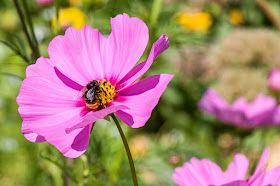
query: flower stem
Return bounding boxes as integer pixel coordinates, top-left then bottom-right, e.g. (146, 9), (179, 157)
(13, 0), (36, 62)
(22, 0), (40, 58)
(256, 0), (280, 31)
(150, 0), (163, 27)
(111, 114), (138, 186)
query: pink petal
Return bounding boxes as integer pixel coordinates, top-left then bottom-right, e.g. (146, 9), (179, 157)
(26, 57), (52, 77)
(63, 123), (93, 158)
(117, 34), (169, 90)
(17, 76), (80, 123)
(222, 180), (249, 186)
(66, 102), (129, 132)
(103, 13), (149, 85)
(232, 98), (248, 111)
(224, 154), (249, 182)
(173, 166), (190, 186)
(27, 107), (91, 158)
(248, 148), (270, 183)
(22, 122), (45, 142)
(17, 64), (91, 157)
(248, 171), (266, 186)
(48, 26), (106, 86)
(173, 162), (207, 186)
(198, 88), (229, 115)
(173, 157), (224, 185)
(26, 57), (83, 91)
(115, 74), (173, 128)
(199, 89), (278, 128)
(245, 94), (276, 125)
(198, 89), (248, 126)
(190, 158), (224, 185)
(262, 167), (280, 185)
(272, 106), (280, 124)
(268, 69), (280, 91)
(218, 109), (247, 127)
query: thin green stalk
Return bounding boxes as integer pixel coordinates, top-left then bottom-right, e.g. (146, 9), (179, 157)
(256, 0), (280, 31)
(22, 0), (40, 58)
(111, 114), (138, 186)
(40, 153), (78, 184)
(150, 0), (163, 27)
(54, 0), (60, 33)
(0, 72), (24, 80)
(0, 40), (30, 63)
(13, 0), (36, 62)
(55, 0), (60, 22)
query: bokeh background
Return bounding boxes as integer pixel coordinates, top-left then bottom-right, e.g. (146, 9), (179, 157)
(1, 0), (280, 185)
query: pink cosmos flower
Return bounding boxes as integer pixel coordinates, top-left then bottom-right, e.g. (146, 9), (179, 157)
(173, 147), (280, 186)
(268, 69), (280, 91)
(36, 0), (54, 7)
(17, 13), (173, 158)
(198, 88), (278, 128)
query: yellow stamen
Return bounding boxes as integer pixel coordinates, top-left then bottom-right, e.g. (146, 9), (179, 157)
(98, 80), (116, 107)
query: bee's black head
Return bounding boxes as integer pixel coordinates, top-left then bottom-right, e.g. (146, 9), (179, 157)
(87, 81), (98, 89)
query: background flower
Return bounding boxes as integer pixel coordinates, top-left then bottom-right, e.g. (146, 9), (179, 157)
(52, 7), (86, 32)
(228, 9), (243, 25)
(268, 69), (280, 91)
(177, 11), (212, 32)
(173, 148), (280, 186)
(198, 88), (279, 128)
(36, 0), (54, 7)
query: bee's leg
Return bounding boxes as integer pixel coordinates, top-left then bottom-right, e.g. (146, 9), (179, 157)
(95, 94), (106, 108)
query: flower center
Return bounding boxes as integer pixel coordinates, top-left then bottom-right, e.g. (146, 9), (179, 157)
(83, 79), (116, 110)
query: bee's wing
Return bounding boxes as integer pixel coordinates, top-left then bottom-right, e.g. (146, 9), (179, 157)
(74, 87), (87, 100)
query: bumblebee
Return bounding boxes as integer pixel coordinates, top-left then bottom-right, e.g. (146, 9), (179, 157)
(82, 80), (116, 110)
(83, 80), (103, 110)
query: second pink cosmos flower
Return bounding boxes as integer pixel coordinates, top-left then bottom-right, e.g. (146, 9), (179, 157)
(173, 148), (280, 186)
(17, 13), (173, 158)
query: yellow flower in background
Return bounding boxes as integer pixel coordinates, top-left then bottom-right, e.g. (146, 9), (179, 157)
(229, 9), (243, 25)
(178, 12), (212, 32)
(52, 7), (86, 32)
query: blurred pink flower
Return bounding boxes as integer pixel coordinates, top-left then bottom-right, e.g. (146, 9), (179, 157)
(17, 13), (173, 158)
(173, 148), (280, 186)
(198, 88), (278, 128)
(268, 69), (280, 91)
(36, 0), (54, 7)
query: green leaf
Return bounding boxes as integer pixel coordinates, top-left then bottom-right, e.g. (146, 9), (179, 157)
(0, 40), (30, 63)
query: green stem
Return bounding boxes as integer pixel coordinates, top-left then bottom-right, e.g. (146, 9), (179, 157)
(0, 40), (30, 63)
(22, 0), (40, 58)
(150, 0), (162, 27)
(111, 114), (138, 186)
(0, 72), (24, 80)
(256, 0), (280, 31)
(55, 0), (60, 21)
(40, 153), (78, 184)
(13, 0), (36, 62)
